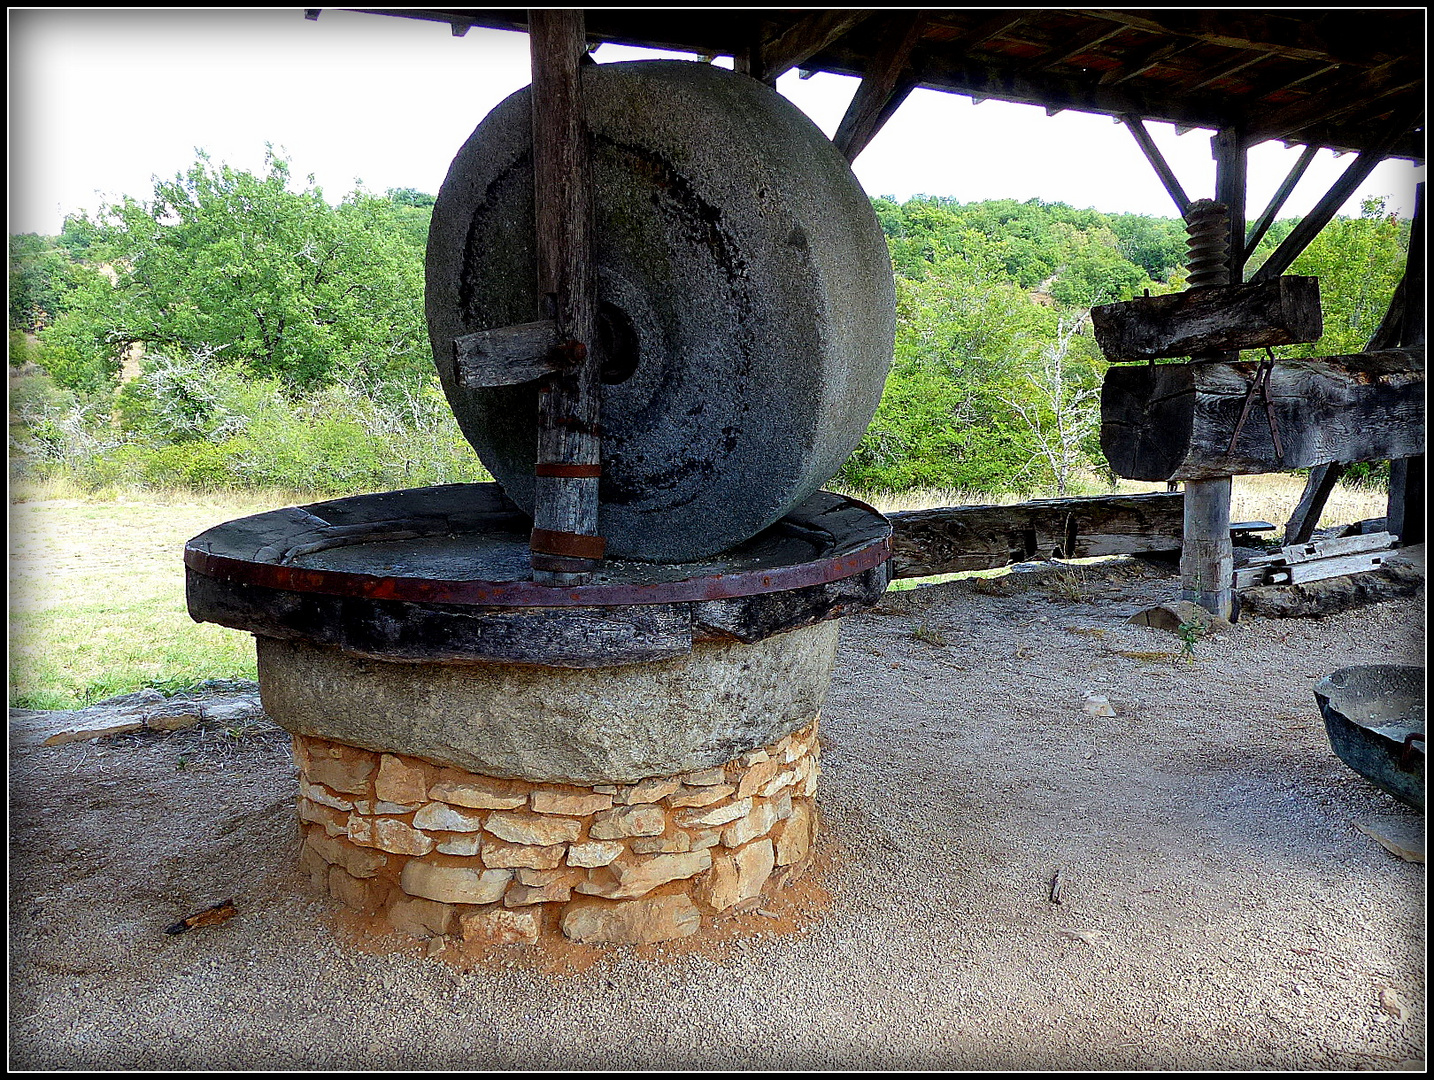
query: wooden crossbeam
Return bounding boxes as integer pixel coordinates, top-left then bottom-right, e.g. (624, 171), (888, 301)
(1251, 105), (1422, 282)
(1243, 143), (1318, 261)
(1098, 36), (1190, 87)
(759, 10), (873, 82)
(942, 12), (1030, 54)
(1121, 114), (1190, 217)
(1186, 49), (1265, 93)
(1083, 10), (1402, 67)
(833, 12), (926, 162)
(1101, 346), (1426, 481)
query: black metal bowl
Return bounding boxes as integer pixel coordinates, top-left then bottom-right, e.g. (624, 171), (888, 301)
(1313, 665), (1425, 810)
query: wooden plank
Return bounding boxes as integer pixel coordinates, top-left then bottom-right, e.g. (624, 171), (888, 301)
(886, 492), (1186, 578)
(1121, 115), (1191, 218)
(528, 9), (603, 584)
(453, 318), (585, 388)
(1090, 276), (1322, 362)
(759, 10), (873, 82)
(1101, 347), (1426, 481)
(832, 11), (925, 162)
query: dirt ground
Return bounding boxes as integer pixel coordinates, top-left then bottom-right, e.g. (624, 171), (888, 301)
(7, 554), (1426, 1070)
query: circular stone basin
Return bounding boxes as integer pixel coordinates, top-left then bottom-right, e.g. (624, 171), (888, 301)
(185, 482), (890, 667)
(185, 483), (890, 783)
(426, 60), (895, 562)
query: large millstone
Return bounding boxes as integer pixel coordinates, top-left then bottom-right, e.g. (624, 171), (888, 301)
(426, 60), (895, 563)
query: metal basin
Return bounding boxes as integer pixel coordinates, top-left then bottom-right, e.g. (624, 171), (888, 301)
(1313, 664), (1425, 810)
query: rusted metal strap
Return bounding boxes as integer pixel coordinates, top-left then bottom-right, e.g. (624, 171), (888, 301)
(1228, 348), (1284, 462)
(529, 527), (607, 560)
(534, 462), (602, 479)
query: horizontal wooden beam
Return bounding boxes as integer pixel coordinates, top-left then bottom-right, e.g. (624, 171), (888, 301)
(453, 318), (589, 389)
(887, 492), (1186, 577)
(1101, 346), (1426, 481)
(1089, 276), (1323, 362)
(759, 10), (873, 81)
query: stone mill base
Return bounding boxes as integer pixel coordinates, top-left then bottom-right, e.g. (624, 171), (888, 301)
(293, 721), (821, 947)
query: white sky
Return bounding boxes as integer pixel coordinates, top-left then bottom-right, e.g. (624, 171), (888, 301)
(7, 8), (1424, 237)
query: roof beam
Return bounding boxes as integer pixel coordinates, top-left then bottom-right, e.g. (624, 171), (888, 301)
(833, 12), (926, 163)
(940, 12), (1031, 54)
(758, 10), (874, 82)
(1244, 59), (1423, 145)
(1251, 105), (1422, 282)
(1121, 115), (1191, 217)
(1185, 49), (1265, 93)
(1097, 36), (1193, 87)
(1019, 22), (1125, 74)
(1084, 10), (1395, 67)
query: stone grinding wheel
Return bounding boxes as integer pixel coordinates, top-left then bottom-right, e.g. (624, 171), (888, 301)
(426, 60), (895, 563)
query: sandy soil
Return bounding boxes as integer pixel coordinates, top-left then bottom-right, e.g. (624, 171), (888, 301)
(7, 555), (1426, 1070)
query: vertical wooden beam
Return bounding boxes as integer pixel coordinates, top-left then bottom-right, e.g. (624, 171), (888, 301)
(528, 9), (603, 585)
(1181, 126), (1248, 619)
(1386, 181), (1425, 546)
(1181, 477), (1234, 615)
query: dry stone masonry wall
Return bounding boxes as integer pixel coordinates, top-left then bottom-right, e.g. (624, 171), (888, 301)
(294, 720), (821, 947)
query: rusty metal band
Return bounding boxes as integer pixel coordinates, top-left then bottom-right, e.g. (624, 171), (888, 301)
(183, 533), (890, 609)
(529, 528), (607, 560)
(534, 462), (602, 478)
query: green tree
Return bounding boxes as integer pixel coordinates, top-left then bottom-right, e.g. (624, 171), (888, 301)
(55, 147), (429, 396)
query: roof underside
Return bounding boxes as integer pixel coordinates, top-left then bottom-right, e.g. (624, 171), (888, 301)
(353, 8), (1425, 162)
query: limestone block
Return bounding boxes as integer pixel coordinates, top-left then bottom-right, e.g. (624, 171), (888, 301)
(304, 748), (375, 796)
(680, 767), (729, 786)
(774, 803), (813, 866)
(298, 834), (330, 889)
(631, 833), (691, 854)
(400, 860), (511, 905)
(722, 798), (778, 848)
(698, 854), (742, 912)
(504, 879), (572, 906)
(375, 754), (430, 805)
(589, 804), (667, 840)
(299, 777), (354, 812)
(328, 866), (387, 914)
(530, 788), (614, 817)
(771, 788), (793, 822)
(689, 829), (723, 851)
(737, 748), (771, 768)
(560, 894), (702, 945)
(298, 798), (348, 838)
(436, 833), (484, 856)
(306, 827), (389, 879)
(480, 839), (566, 871)
(757, 770), (797, 798)
(733, 839), (776, 901)
(353, 800), (420, 816)
(677, 798), (752, 830)
(483, 811), (582, 847)
(619, 777), (683, 805)
(350, 816), (435, 857)
(461, 907), (539, 947)
(429, 774), (529, 810)
(666, 784), (735, 809)
(576, 850), (712, 900)
(388, 895), (454, 940)
(566, 840), (626, 868)
(412, 802), (487, 833)
(736, 758), (785, 799)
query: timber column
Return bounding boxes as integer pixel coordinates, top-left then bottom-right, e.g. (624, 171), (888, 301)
(1180, 196), (1237, 618)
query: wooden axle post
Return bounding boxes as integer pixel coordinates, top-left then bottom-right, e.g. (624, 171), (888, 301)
(527, 8), (604, 585)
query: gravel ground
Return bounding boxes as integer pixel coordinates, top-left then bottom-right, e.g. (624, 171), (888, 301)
(7, 555), (1426, 1070)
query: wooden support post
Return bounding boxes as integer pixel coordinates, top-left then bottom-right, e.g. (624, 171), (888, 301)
(1283, 462), (1347, 545)
(528, 9), (603, 585)
(832, 11), (924, 162)
(1387, 456), (1425, 546)
(1182, 476), (1234, 616)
